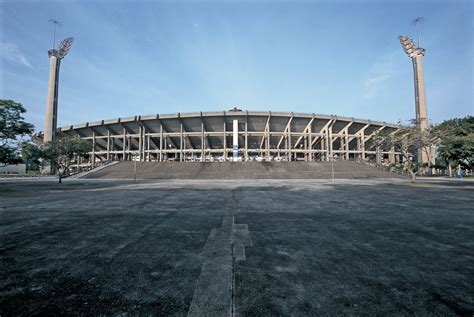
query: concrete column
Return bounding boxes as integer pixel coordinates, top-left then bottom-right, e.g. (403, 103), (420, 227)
(389, 146), (395, 164)
(321, 136), (326, 161)
(180, 122), (183, 162)
(412, 55), (430, 163)
(201, 121), (205, 161)
(91, 131), (96, 165)
(361, 130), (366, 160)
(303, 132), (309, 161)
(376, 146), (382, 165)
(43, 53), (60, 143)
(223, 121), (227, 161)
(122, 128), (126, 161)
(141, 127), (146, 161)
(356, 136), (361, 160)
(288, 124), (292, 161)
(233, 120), (239, 162)
(164, 135), (167, 160)
(159, 125), (163, 162)
(138, 126), (143, 161)
(106, 130), (110, 161)
(266, 126), (270, 159)
(412, 56), (428, 132)
(344, 129), (349, 160)
(309, 123), (313, 162)
(328, 128), (333, 160)
(324, 130), (329, 161)
(340, 134), (344, 153)
(112, 137), (116, 161)
(183, 132), (187, 161)
(244, 119), (248, 161)
(146, 134), (150, 162)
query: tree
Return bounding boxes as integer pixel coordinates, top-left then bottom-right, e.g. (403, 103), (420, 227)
(435, 116), (474, 176)
(21, 141), (43, 172)
(42, 137), (91, 175)
(370, 125), (435, 182)
(432, 116), (474, 139)
(0, 100), (34, 166)
(371, 116), (474, 181)
(22, 136), (91, 177)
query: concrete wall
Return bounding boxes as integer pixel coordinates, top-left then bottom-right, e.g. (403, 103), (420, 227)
(0, 164), (27, 174)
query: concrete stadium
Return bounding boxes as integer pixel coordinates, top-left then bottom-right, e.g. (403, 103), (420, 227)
(4, 19), (472, 316)
(43, 110), (402, 164)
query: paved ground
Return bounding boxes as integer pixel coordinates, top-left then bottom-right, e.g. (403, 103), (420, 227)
(0, 179), (473, 316)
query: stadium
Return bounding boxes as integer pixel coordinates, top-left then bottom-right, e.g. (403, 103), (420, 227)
(43, 109), (402, 164)
(3, 5), (474, 315)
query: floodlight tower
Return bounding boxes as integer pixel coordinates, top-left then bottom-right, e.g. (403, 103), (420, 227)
(399, 35), (430, 162)
(43, 36), (74, 143)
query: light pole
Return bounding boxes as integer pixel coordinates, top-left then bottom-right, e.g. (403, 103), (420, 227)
(399, 35), (430, 163)
(43, 36), (74, 143)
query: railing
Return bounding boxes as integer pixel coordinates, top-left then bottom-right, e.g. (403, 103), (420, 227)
(63, 160), (114, 177)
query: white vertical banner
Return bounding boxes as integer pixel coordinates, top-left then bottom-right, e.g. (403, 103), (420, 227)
(233, 120), (238, 162)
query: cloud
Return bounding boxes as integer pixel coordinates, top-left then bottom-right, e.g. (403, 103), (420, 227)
(362, 50), (399, 100)
(0, 42), (33, 68)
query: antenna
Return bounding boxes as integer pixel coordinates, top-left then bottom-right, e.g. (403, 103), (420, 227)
(48, 19), (62, 49)
(412, 17), (424, 47)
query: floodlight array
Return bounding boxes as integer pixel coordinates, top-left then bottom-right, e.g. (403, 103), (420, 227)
(57, 37), (74, 59)
(399, 35), (424, 58)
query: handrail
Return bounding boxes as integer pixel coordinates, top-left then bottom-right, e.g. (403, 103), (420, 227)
(63, 160), (114, 177)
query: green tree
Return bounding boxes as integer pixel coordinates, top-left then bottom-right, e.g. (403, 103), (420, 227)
(370, 125), (434, 182)
(0, 100), (34, 166)
(432, 116), (474, 139)
(22, 136), (91, 176)
(435, 116), (474, 175)
(42, 137), (91, 175)
(21, 141), (43, 172)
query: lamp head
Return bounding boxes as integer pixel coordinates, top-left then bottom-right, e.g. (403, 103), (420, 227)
(57, 37), (74, 59)
(399, 35), (424, 58)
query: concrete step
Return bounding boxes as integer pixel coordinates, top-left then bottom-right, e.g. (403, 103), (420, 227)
(84, 161), (404, 180)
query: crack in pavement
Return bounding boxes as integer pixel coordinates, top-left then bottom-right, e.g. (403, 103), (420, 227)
(187, 190), (252, 317)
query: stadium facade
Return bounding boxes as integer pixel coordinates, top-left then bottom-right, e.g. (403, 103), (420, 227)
(39, 35), (427, 166)
(45, 110), (402, 163)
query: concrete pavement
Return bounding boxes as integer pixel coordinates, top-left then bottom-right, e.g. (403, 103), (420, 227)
(0, 179), (473, 315)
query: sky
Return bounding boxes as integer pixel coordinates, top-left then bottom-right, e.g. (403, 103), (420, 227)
(1, 0), (472, 132)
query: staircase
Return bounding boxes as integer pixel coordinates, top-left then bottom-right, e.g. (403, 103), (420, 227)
(83, 161), (404, 180)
